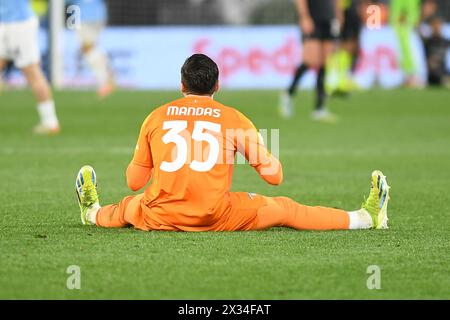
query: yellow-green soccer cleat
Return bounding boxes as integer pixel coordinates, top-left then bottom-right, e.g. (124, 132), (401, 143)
(75, 165), (99, 225)
(362, 170), (391, 229)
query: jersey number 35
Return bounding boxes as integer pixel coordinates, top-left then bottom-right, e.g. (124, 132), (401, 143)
(160, 120), (221, 173)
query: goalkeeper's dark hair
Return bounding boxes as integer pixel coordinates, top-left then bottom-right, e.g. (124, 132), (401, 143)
(181, 54), (219, 95)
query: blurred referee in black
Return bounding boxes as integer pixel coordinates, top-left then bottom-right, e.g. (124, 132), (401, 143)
(280, 0), (342, 121)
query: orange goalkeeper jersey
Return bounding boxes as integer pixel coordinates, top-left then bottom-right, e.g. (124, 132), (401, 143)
(128, 95), (282, 229)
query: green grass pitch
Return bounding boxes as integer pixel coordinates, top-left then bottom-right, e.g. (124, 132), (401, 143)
(0, 88), (449, 299)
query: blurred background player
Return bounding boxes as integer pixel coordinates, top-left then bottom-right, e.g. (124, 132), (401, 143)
(0, 0), (60, 134)
(390, 0), (423, 88)
(421, 0), (450, 87)
(326, 0), (364, 96)
(68, 0), (115, 98)
(280, 0), (342, 121)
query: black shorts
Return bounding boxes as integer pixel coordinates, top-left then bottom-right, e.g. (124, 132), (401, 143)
(341, 11), (362, 41)
(302, 20), (339, 41)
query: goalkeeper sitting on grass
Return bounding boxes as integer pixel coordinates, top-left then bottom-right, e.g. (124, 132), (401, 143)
(75, 54), (390, 232)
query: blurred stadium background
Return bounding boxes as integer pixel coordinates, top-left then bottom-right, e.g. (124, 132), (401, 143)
(3, 0), (450, 90)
